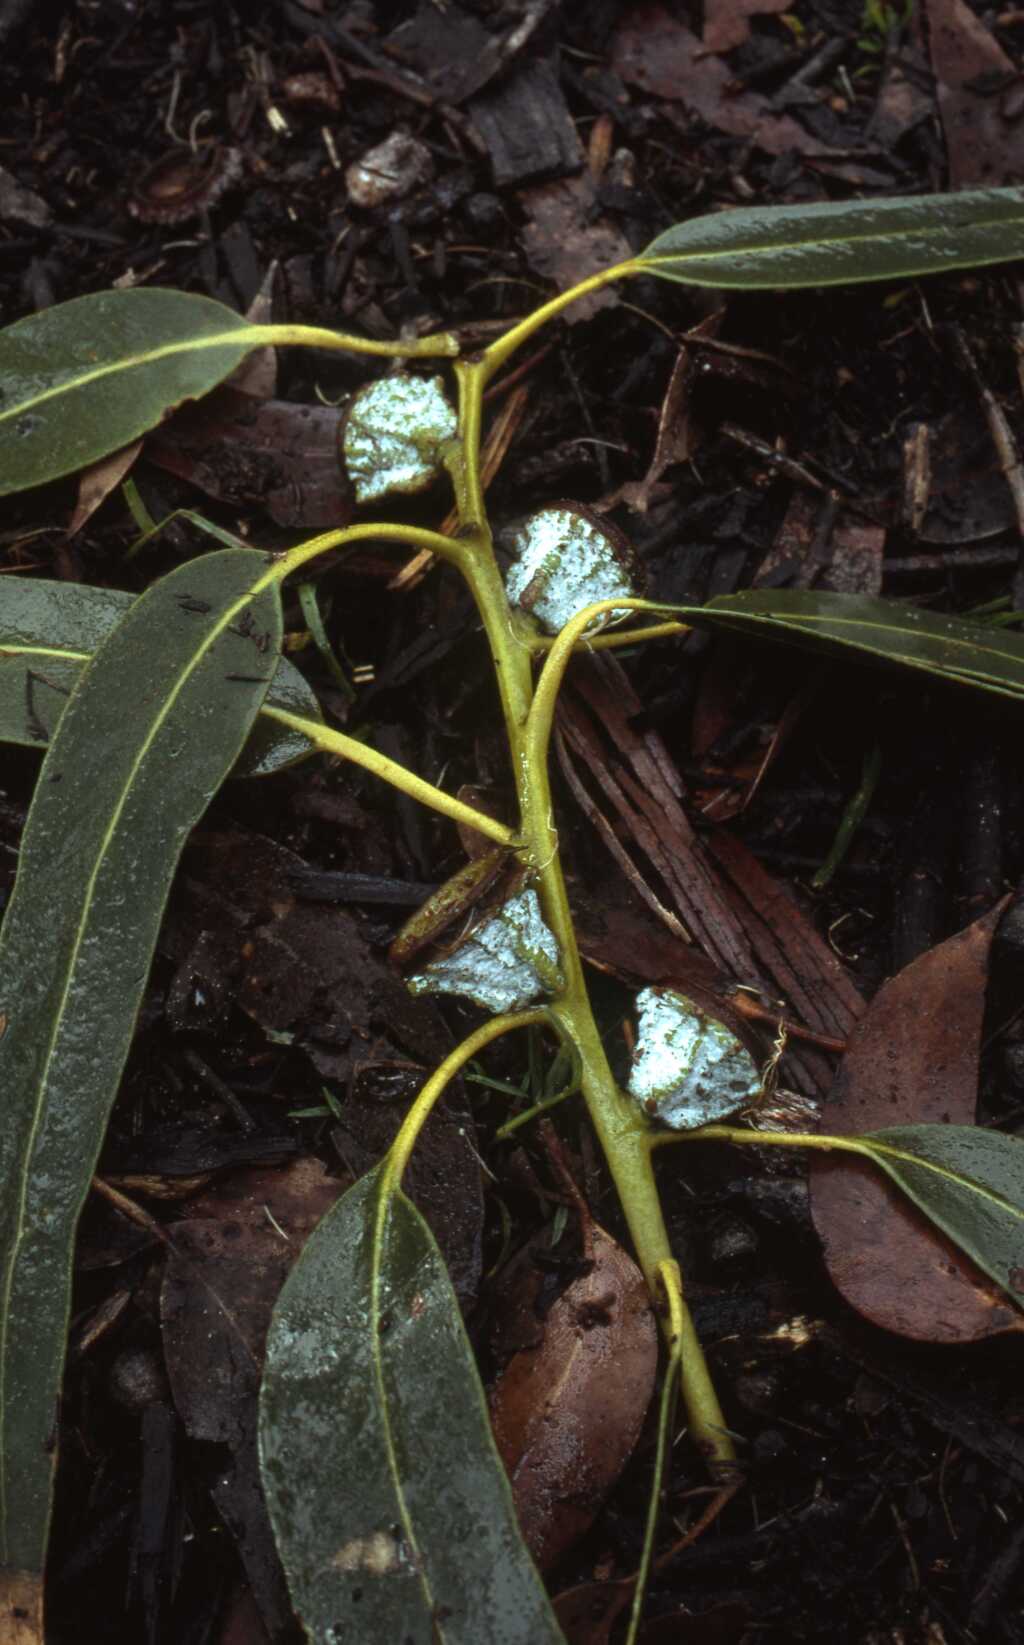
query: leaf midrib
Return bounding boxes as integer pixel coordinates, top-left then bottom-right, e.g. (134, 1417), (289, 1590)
(866, 1136), (1024, 1222)
(641, 201), (1024, 268)
(0, 557), (274, 1555)
(369, 1173), (436, 1629)
(0, 324), (264, 426)
(718, 608), (1024, 664)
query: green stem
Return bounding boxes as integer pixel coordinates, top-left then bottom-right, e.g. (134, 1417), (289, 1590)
(649, 1125), (877, 1156)
(811, 744), (882, 890)
(626, 1262), (683, 1645)
(256, 322), (460, 359)
(494, 1079), (579, 1141)
(385, 1011), (546, 1187)
(260, 708), (516, 846)
(263, 521), (470, 586)
(443, 404), (736, 1469)
(446, 363), (536, 743)
(478, 261), (642, 382)
(529, 620), (691, 654)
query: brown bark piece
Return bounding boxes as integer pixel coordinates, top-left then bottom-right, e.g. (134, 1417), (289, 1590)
(558, 655), (864, 1094)
(470, 56), (584, 186)
(706, 831), (866, 1094)
(559, 657), (756, 976)
(810, 901), (1023, 1342)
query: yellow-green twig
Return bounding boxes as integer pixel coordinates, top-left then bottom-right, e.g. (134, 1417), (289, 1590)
(479, 261), (642, 381)
(260, 708), (516, 846)
(258, 322), (459, 359)
(385, 1011), (547, 1187)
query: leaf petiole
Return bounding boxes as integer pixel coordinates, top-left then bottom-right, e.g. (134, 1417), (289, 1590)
(260, 707), (516, 846)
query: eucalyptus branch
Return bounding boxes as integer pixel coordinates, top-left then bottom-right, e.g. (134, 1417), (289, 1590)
(442, 439), (738, 1470)
(4, 185), (1024, 1645)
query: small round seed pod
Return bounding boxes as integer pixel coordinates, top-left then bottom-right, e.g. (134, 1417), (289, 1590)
(502, 502), (644, 635)
(340, 373), (457, 505)
(628, 986), (762, 1130)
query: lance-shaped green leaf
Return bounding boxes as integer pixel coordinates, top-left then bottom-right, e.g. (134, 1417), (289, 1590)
(636, 187), (1024, 289)
(0, 288), (457, 498)
(699, 589), (1024, 701)
(259, 1163), (566, 1645)
(857, 1126), (1024, 1309)
(0, 289), (271, 495)
(0, 548), (282, 1630)
(0, 576), (320, 775)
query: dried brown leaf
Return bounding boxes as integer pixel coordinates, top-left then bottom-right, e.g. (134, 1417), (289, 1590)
(926, 0), (1024, 187)
(519, 174), (631, 323)
(810, 901), (1024, 1342)
(603, 317), (720, 514)
(161, 1157), (348, 1639)
(65, 439), (143, 539)
(612, 3), (841, 157)
(147, 387), (352, 529)
(703, 0), (790, 52)
(224, 261), (279, 400)
(489, 1218), (658, 1569)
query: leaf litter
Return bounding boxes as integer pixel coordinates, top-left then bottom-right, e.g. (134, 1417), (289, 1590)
(488, 1162), (658, 1570)
(810, 900), (1024, 1342)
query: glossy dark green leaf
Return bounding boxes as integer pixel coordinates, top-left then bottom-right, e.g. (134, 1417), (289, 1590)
(0, 549), (282, 1608)
(636, 188), (1024, 289)
(259, 1163), (565, 1645)
(0, 288), (273, 496)
(860, 1126), (1024, 1307)
(700, 589), (1024, 700)
(0, 576), (319, 775)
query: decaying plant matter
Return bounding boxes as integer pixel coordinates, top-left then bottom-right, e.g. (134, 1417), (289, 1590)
(2, 188), (1024, 1643)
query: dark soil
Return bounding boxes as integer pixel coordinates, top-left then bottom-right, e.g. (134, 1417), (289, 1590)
(2, 2), (1024, 1643)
